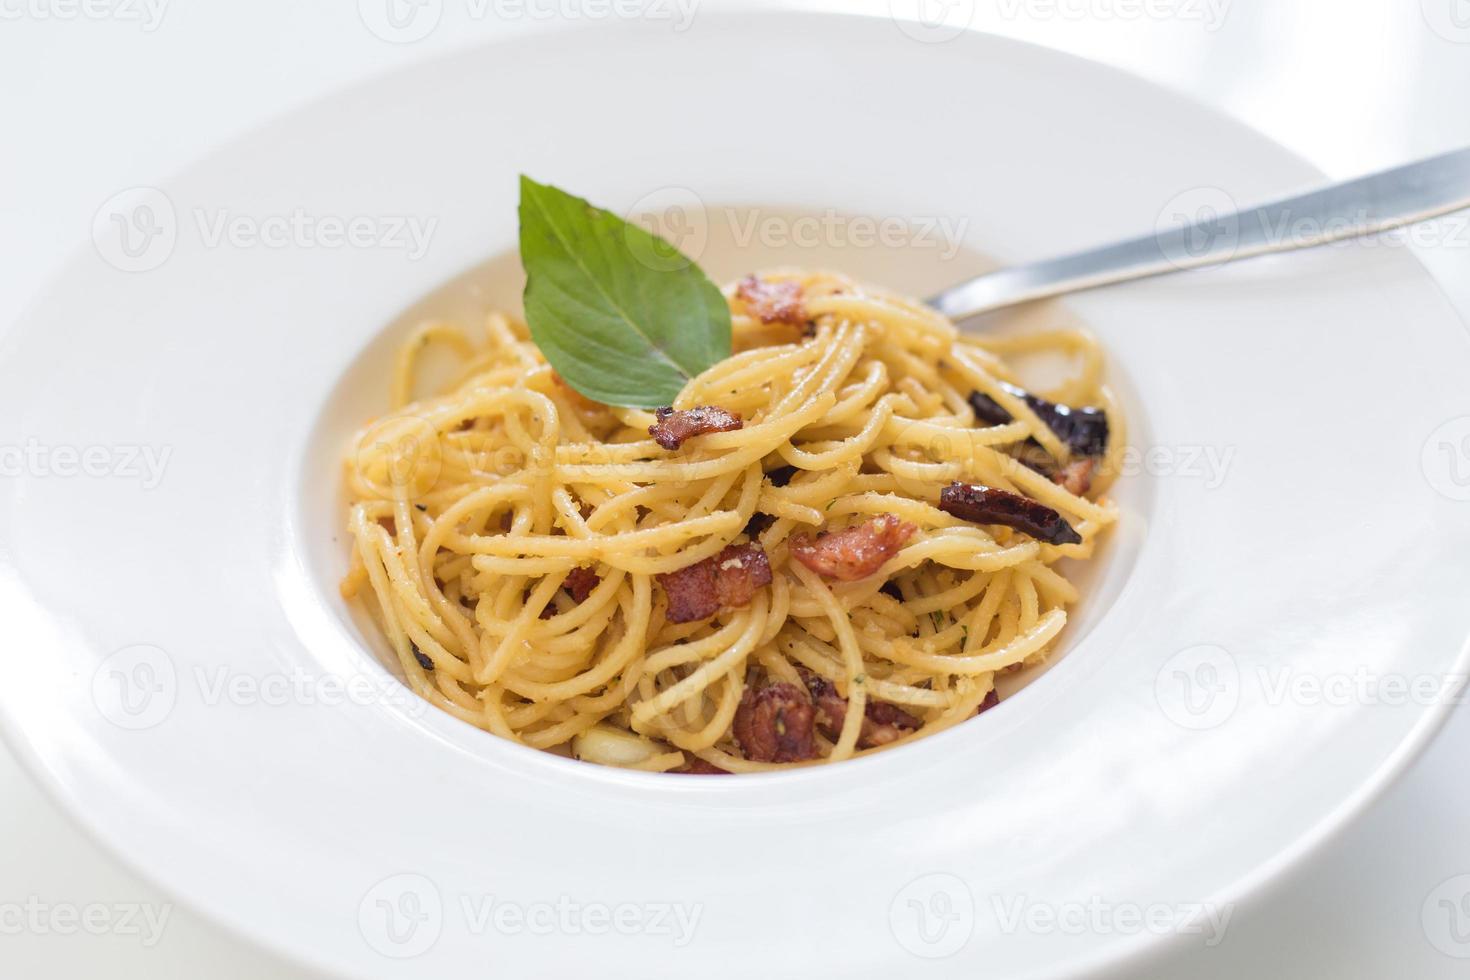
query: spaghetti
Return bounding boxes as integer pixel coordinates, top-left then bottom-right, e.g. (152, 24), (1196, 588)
(341, 270), (1122, 772)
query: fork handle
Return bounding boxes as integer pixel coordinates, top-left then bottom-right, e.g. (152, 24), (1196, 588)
(928, 146), (1470, 321)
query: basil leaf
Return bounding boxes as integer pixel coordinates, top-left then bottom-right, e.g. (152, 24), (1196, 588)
(518, 176), (731, 409)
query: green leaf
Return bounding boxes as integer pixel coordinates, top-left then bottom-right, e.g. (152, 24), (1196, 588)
(518, 176), (731, 408)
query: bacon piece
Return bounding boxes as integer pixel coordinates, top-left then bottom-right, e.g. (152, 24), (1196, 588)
(801, 670), (921, 749)
(939, 482), (1082, 546)
(563, 566), (600, 603)
(1053, 457), (1096, 497)
(736, 275), (807, 326)
(657, 543), (773, 624)
(803, 670), (848, 734)
(648, 406), (743, 451)
(733, 683), (818, 762)
(976, 689), (1000, 715)
(411, 645), (434, 671)
(862, 702), (921, 747)
(678, 756), (731, 775)
(789, 514), (916, 581)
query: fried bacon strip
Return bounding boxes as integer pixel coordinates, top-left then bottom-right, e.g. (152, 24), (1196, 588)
(657, 543), (773, 624)
(789, 514), (917, 581)
(968, 383), (1109, 458)
(733, 683), (818, 762)
(804, 671), (847, 733)
(938, 482), (1082, 546)
(802, 670), (921, 749)
(736, 275), (807, 326)
(648, 406), (743, 451)
(679, 756), (731, 775)
(1053, 457), (1096, 497)
(563, 566), (600, 603)
(863, 702), (922, 747)
(976, 689), (1000, 715)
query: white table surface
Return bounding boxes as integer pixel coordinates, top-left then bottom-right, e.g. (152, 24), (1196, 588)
(2, 1), (1468, 976)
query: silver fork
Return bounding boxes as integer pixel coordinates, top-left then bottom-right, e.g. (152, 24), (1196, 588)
(928, 147), (1470, 321)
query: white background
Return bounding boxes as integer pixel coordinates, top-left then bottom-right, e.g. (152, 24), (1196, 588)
(2, 0), (1469, 976)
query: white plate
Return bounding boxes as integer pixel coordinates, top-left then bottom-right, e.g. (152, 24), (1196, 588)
(4, 12), (1469, 978)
